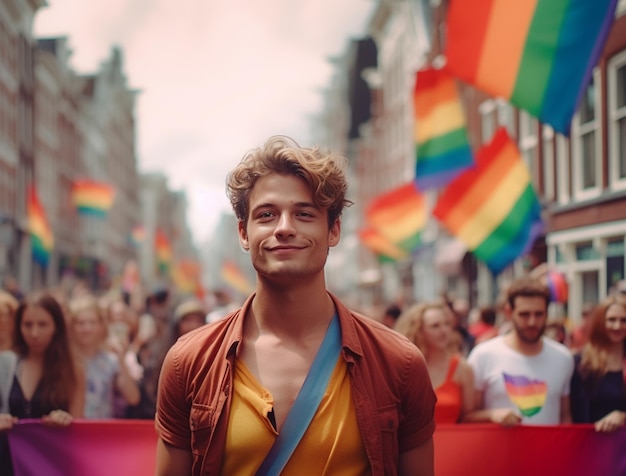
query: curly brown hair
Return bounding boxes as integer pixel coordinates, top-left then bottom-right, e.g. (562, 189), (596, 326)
(506, 277), (551, 309)
(226, 136), (353, 228)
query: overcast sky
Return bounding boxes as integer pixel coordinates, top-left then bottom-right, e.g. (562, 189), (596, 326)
(34, 0), (375, 244)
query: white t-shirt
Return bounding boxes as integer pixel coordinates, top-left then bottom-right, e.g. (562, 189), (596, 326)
(468, 335), (574, 425)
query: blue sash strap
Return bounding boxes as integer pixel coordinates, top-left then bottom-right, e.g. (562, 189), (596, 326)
(255, 313), (342, 476)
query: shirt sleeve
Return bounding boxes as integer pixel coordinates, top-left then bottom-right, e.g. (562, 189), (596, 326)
(398, 347), (437, 453)
(154, 344), (191, 449)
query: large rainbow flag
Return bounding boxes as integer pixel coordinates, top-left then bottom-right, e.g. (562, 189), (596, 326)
(27, 187), (54, 266)
(433, 128), (543, 275)
(444, 0), (618, 134)
(414, 68), (473, 190)
(362, 181), (427, 259)
(72, 180), (115, 218)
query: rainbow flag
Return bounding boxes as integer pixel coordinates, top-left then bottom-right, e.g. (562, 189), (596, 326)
(503, 373), (547, 417)
(27, 186), (54, 266)
(364, 181), (426, 257)
(154, 230), (173, 275)
(414, 68), (473, 190)
(129, 225), (145, 246)
(221, 260), (254, 296)
(433, 128), (543, 275)
(358, 227), (408, 263)
(172, 260), (204, 299)
(444, 0), (618, 135)
(72, 179), (115, 217)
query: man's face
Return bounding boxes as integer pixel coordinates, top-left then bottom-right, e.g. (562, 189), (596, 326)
(509, 296), (547, 344)
(238, 174), (340, 284)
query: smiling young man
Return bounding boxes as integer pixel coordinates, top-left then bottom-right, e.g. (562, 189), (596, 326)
(154, 136), (436, 475)
(464, 277), (575, 426)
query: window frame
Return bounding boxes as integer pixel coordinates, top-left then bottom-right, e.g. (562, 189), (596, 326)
(608, 49), (626, 191)
(571, 68), (602, 201)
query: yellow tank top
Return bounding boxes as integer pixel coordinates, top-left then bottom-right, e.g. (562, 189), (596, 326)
(220, 358), (371, 475)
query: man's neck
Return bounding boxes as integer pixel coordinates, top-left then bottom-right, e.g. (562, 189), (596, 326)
(248, 282), (335, 341)
(505, 333), (544, 356)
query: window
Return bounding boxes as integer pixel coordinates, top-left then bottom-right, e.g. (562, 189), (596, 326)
(572, 70), (601, 199)
(608, 50), (626, 190)
(497, 100), (515, 138)
(479, 100), (496, 144)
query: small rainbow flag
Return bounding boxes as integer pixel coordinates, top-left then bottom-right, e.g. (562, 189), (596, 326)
(221, 260), (254, 296)
(503, 373), (547, 417)
(72, 180), (115, 218)
(129, 225), (145, 246)
(444, 0), (618, 134)
(154, 230), (173, 275)
(364, 181), (426, 256)
(27, 187), (54, 266)
(433, 128), (543, 275)
(414, 68), (473, 190)
(547, 271), (569, 304)
(172, 260), (204, 299)
(358, 227), (408, 263)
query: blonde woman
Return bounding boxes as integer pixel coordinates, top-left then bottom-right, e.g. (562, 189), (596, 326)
(570, 297), (626, 432)
(396, 302), (475, 424)
(68, 295), (140, 418)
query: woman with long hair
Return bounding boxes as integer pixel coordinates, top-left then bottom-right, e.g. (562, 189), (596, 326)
(570, 297), (626, 432)
(395, 301), (474, 424)
(68, 294), (140, 418)
(6, 293), (84, 422)
(0, 293), (84, 474)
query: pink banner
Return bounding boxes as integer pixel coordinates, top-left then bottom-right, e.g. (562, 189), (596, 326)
(8, 420), (157, 476)
(6, 420), (626, 475)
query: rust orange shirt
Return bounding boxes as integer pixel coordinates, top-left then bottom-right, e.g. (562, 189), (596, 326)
(155, 293), (436, 476)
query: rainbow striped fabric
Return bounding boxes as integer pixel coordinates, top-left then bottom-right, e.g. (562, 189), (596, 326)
(414, 68), (473, 189)
(445, 0), (618, 134)
(433, 128), (543, 275)
(221, 260), (254, 295)
(27, 187), (54, 266)
(360, 181), (427, 261)
(172, 260), (204, 298)
(72, 180), (115, 217)
(154, 230), (173, 274)
(358, 227), (408, 263)
(503, 373), (547, 417)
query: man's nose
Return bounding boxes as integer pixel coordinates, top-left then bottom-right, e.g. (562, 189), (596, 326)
(275, 213), (296, 235)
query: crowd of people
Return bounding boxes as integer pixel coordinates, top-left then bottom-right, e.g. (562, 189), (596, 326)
(0, 277), (239, 474)
(387, 278), (626, 432)
(0, 135), (624, 475)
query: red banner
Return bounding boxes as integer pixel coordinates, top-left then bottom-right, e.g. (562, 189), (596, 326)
(6, 420), (626, 475)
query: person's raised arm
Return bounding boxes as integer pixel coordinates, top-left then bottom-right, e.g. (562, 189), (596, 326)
(155, 439), (192, 476)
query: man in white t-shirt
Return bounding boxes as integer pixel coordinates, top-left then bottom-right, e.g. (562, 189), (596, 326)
(465, 277), (574, 426)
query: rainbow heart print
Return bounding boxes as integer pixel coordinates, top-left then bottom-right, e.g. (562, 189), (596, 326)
(503, 373), (547, 417)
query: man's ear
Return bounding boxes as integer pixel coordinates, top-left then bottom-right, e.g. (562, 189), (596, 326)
(238, 221), (249, 250)
(328, 219), (341, 248)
